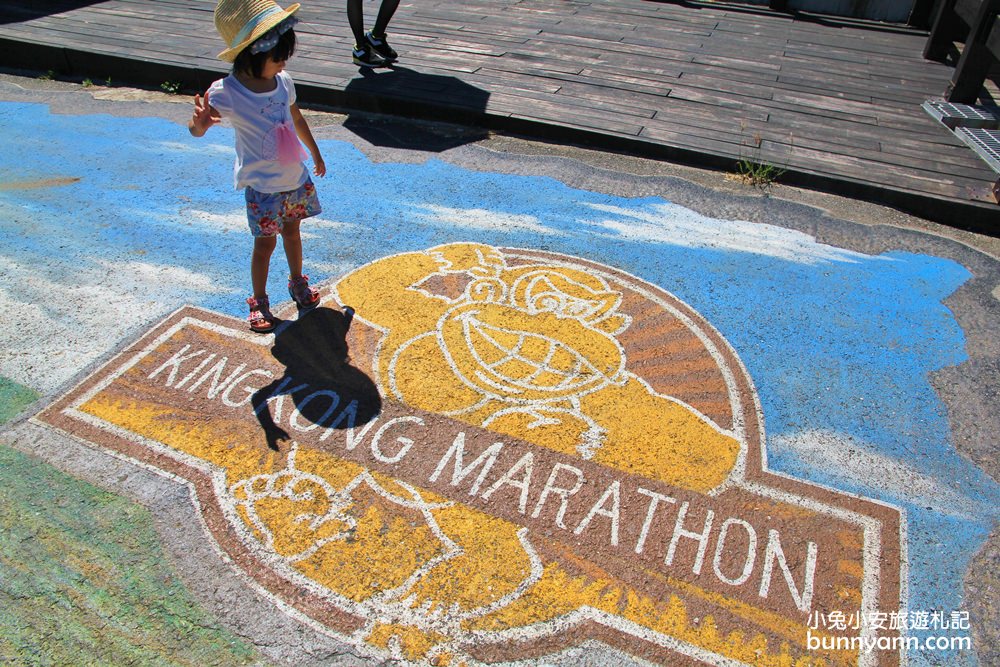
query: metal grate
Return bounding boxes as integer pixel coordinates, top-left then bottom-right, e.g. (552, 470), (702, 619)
(922, 100), (1000, 129)
(956, 127), (1000, 174)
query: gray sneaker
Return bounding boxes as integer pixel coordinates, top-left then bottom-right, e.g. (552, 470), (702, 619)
(352, 44), (387, 67)
(364, 31), (398, 62)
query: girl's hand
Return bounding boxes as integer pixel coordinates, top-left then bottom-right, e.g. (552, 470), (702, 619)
(189, 92), (220, 137)
(312, 155), (327, 177)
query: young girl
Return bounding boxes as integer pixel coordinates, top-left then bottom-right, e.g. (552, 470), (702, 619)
(190, 0), (325, 333)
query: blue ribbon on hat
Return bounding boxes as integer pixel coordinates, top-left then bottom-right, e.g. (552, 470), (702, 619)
(229, 4), (286, 49)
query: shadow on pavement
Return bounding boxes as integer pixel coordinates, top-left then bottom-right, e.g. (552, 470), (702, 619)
(343, 66), (490, 151)
(252, 306), (381, 450)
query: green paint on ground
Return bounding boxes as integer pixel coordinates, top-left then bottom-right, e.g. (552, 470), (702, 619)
(0, 377), (39, 424)
(0, 443), (263, 665)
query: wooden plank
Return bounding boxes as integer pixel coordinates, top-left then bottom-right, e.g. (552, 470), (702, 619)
(782, 43), (871, 63)
(664, 86), (770, 118)
(487, 98), (646, 136)
(690, 52), (782, 74)
(752, 110), (962, 151)
(748, 129), (993, 179)
(774, 73), (922, 104)
(0, 0), (994, 215)
(503, 66), (675, 98)
(762, 142), (987, 196)
(488, 80), (662, 120)
(580, 62), (685, 83)
(639, 123), (749, 159)
(447, 66), (564, 94)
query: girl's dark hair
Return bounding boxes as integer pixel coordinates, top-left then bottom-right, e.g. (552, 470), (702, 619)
(234, 28), (296, 78)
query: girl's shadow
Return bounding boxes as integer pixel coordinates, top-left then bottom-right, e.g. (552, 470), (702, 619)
(252, 306), (381, 450)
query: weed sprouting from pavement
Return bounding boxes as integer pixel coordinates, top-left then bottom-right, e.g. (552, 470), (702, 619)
(732, 123), (787, 191)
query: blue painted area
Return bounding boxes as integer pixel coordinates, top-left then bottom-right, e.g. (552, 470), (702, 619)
(1, 100), (996, 665)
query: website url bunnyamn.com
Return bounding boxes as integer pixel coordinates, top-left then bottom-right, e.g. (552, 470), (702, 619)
(807, 632), (973, 653)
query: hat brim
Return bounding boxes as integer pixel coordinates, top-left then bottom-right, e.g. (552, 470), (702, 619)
(217, 3), (300, 62)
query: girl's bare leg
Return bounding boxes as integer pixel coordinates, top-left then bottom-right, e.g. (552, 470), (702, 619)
(281, 218), (304, 279)
(252, 235), (277, 298)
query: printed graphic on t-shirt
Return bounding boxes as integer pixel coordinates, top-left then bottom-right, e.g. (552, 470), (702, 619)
(260, 96), (288, 161)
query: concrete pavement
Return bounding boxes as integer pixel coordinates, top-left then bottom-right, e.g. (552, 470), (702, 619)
(0, 73), (998, 666)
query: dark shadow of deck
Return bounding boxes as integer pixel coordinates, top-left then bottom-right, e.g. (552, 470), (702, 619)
(341, 66), (491, 150)
(0, 0), (995, 231)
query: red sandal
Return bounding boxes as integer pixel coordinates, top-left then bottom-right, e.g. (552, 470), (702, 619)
(247, 295), (277, 333)
(288, 274), (321, 310)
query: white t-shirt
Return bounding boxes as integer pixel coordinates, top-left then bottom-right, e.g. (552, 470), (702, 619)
(207, 71), (307, 193)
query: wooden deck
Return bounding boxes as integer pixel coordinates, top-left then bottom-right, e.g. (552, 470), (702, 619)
(1, 0), (997, 230)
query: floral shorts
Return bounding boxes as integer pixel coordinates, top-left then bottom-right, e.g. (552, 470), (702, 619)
(245, 178), (321, 237)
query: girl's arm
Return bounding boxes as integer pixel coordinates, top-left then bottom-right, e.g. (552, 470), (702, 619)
(189, 92), (220, 137)
(290, 103), (326, 177)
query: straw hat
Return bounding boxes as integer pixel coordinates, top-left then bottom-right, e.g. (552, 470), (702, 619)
(214, 0), (300, 62)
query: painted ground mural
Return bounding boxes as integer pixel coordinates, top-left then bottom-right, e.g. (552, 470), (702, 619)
(1, 99), (998, 666)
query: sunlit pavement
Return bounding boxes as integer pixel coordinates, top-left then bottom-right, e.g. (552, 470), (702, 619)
(1, 74), (998, 667)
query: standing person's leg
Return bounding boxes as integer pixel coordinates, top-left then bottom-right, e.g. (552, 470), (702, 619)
(281, 218), (320, 309)
(346, 0), (365, 47)
(349, 0), (387, 65)
(249, 235), (278, 332)
(246, 187), (282, 332)
(281, 218), (303, 280)
(365, 0), (400, 62)
(372, 0), (401, 38)
(251, 236), (277, 298)
(247, 187), (280, 299)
